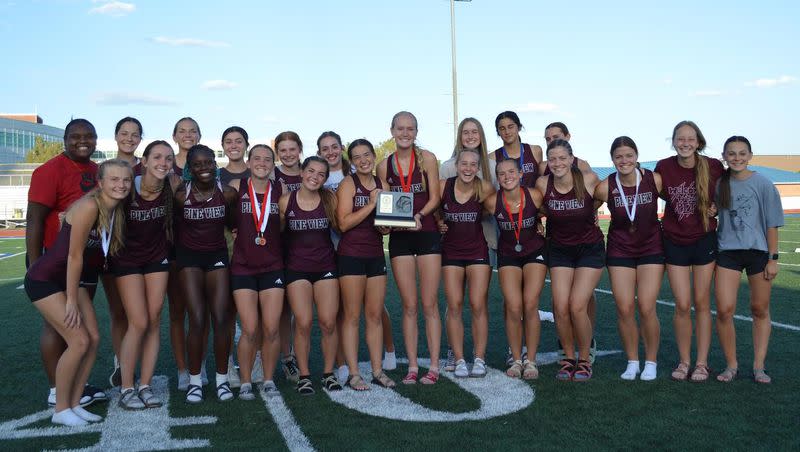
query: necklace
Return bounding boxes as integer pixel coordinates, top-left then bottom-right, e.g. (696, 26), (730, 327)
(192, 184), (214, 203)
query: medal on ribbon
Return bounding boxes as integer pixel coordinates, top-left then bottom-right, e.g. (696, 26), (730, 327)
(248, 179), (272, 246)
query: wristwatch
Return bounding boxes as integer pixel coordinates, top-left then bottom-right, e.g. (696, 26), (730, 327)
(770, 253), (779, 261)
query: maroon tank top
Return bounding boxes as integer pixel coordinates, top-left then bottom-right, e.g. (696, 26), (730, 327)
(178, 183), (227, 251)
(172, 160), (183, 178)
(231, 179), (283, 275)
(274, 167), (302, 192)
(27, 221), (104, 283)
(385, 151), (436, 232)
(494, 188), (544, 256)
(442, 177), (487, 260)
(494, 143), (539, 188)
(605, 169), (664, 258)
(286, 191), (336, 272)
(113, 186), (169, 267)
(655, 155), (724, 245)
(543, 175), (603, 246)
(338, 174), (384, 258)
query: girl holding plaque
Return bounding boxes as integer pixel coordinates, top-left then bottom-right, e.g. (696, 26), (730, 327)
(484, 158), (547, 379)
(537, 139), (604, 381)
(377, 111), (442, 385)
(654, 121), (724, 382)
(593, 137), (664, 381)
(229, 145), (285, 399)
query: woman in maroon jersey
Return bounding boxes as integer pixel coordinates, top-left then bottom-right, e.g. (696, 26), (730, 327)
(654, 121), (724, 382)
(377, 111), (442, 385)
(280, 156), (342, 395)
(536, 139), (604, 381)
(113, 141), (181, 409)
(229, 144), (285, 399)
(335, 139), (395, 390)
(485, 158), (547, 379)
(490, 111), (543, 188)
(25, 159), (131, 426)
(438, 148), (495, 378)
(594, 137), (664, 381)
(174, 145), (238, 403)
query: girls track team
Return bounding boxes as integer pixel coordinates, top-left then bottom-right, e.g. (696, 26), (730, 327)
(24, 111), (784, 426)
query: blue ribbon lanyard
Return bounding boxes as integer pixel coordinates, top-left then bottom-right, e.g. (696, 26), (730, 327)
(502, 141), (524, 175)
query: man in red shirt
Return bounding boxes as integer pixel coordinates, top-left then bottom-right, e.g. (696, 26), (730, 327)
(26, 118), (106, 407)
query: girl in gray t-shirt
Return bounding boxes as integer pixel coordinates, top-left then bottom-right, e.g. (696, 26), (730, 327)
(714, 136), (783, 384)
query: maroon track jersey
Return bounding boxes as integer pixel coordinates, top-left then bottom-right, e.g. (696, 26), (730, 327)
(543, 175), (603, 246)
(494, 188), (544, 257)
(338, 175), (384, 258)
(441, 177), (487, 260)
(274, 167), (302, 193)
(605, 169), (663, 258)
(172, 160), (183, 178)
(230, 179), (284, 275)
(178, 183), (227, 251)
(285, 191), (335, 272)
(26, 221), (103, 283)
(113, 188), (169, 267)
(655, 155), (724, 245)
(385, 152), (436, 232)
(494, 143), (540, 188)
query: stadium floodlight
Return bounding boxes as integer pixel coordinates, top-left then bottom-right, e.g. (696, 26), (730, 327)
(451, 0), (472, 140)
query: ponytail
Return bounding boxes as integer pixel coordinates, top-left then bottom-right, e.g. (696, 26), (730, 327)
(413, 146), (427, 192)
(695, 153), (711, 231)
(320, 188), (338, 231)
(571, 166), (586, 202)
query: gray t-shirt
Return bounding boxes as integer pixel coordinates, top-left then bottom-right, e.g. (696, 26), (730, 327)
(716, 171), (783, 252)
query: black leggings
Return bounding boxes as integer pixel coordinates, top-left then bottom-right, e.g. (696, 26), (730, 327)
(180, 267), (233, 376)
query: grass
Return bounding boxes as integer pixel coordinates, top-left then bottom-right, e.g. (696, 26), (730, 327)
(0, 216), (799, 451)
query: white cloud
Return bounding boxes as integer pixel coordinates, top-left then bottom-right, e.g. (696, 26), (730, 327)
(202, 80), (237, 91)
(151, 36), (230, 48)
(516, 102), (559, 113)
(93, 92), (178, 106)
(89, 1), (135, 17)
(744, 75), (797, 88)
(690, 90), (724, 97)
(662, 77), (673, 85)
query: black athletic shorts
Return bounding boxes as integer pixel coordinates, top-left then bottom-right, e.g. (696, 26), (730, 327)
(231, 270), (286, 292)
(717, 249), (769, 276)
(548, 241), (605, 269)
(24, 275), (97, 303)
(497, 246), (547, 269)
(606, 253), (665, 269)
(113, 259), (170, 277)
(176, 246), (229, 271)
(663, 232), (717, 267)
(285, 269), (338, 285)
(389, 231), (441, 258)
(338, 255), (387, 278)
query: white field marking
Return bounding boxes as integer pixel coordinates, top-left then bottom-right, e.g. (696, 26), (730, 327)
(779, 240), (800, 244)
(778, 262), (800, 267)
(17, 284), (23, 289)
(0, 375), (216, 451)
(326, 358), (534, 422)
(0, 276), (22, 282)
(0, 251), (24, 261)
(261, 388), (315, 452)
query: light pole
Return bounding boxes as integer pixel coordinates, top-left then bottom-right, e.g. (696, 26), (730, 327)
(450, 0), (471, 141)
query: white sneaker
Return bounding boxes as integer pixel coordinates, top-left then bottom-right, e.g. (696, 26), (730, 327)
(52, 409), (88, 427)
(177, 370), (190, 391)
(382, 351), (397, 371)
(72, 406), (102, 422)
(251, 352), (264, 384)
(641, 361), (658, 381)
(238, 383), (255, 401)
(454, 359), (469, 378)
(470, 358), (487, 378)
(261, 380), (280, 398)
(621, 360), (641, 380)
(227, 355), (241, 389)
(444, 349), (456, 372)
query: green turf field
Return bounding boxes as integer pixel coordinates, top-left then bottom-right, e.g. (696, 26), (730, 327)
(1, 219), (799, 451)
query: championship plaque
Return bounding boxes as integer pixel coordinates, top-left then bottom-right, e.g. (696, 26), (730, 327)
(374, 191), (416, 228)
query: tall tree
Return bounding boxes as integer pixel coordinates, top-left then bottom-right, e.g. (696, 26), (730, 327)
(373, 138), (395, 163)
(25, 137), (63, 163)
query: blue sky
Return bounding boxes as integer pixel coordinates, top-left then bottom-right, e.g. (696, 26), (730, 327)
(1, 0), (798, 165)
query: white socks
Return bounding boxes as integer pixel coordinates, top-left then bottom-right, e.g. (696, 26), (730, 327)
(52, 408), (88, 427)
(641, 361), (657, 381)
(72, 406), (102, 422)
(189, 374), (202, 387)
(216, 373), (228, 387)
(383, 351), (397, 370)
(621, 360), (641, 380)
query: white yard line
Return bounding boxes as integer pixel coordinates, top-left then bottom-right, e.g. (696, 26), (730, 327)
(0, 251), (24, 261)
(262, 392), (315, 452)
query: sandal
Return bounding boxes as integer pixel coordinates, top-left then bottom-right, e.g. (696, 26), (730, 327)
(716, 367), (738, 383)
(556, 359), (576, 381)
(671, 362), (690, 381)
(216, 382), (233, 401)
(402, 370), (418, 385)
(371, 371), (396, 388)
(296, 377), (315, 395)
(690, 364), (710, 383)
(573, 360), (593, 382)
(753, 369), (771, 384)
(137, 386), (162, 408)
(420, 369), (439, 385)
(506, 360), (524, 379)
(522, 360), (539, 380)
(118, 388), (145, 410)
(321, 374), (343, 391)
(185, 384), (203, 404)
(346, 374), (370, 391)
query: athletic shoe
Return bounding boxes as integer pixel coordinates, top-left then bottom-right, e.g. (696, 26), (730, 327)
(118, 388), (145, 410)
(444, 349), (456, 372)
(641, 361), (658, 381)
(322, 373), (343, 391)
(281, 355), (299, 383)
(177, 370), (190, 391)
(109, 355), (121, 388)
(621, 360), (641, 381)
(238, 383), (255, 401)
(84, 384), (107, 403)
(470, 358), (487, 378)
(382, 351), (397, 371)
(505, 347), (514, 366)
(261, 381), (280, 398)
(589, 338), (598, 365)
(251, 352), (264, 384)
(52, 409), (88, 427)
(454, 359), (469, 378)
(296, 377), (314, 395)
(72, 406), (102, 423)
(200, 360), (208, 386)
(227, 355), (241, 389)
(48, 390), (92, 408)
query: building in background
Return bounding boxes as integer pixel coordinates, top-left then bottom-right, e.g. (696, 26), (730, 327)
(0, 114), (64, 164)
